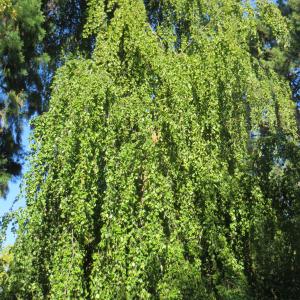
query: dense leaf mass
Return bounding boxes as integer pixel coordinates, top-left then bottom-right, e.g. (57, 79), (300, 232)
(2, 0), (300, 299)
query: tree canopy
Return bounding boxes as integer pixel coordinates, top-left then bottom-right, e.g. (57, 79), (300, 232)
(1, 0), (300, 299)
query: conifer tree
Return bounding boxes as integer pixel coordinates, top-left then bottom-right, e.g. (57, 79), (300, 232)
(3, 0), (299, 299)
(0, 0), (45, 196)
(0, 0), (89, 197)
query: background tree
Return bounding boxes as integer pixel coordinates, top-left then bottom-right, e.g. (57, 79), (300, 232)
(246, 1), (300, 297)
(0, 0), (45, 196)
(0, 0), (90, 197)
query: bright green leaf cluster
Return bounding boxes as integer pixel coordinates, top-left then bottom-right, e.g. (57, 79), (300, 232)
(3, 1), (299, 299)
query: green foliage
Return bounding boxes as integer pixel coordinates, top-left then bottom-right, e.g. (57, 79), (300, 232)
(262, 0), (300, 100)
(251, 2), (300, 297)
(0, 246), (13, 294)
(2, 0), (300, 299)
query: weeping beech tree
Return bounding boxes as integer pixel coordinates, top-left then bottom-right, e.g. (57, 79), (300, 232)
(3, 0), (299, 299)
